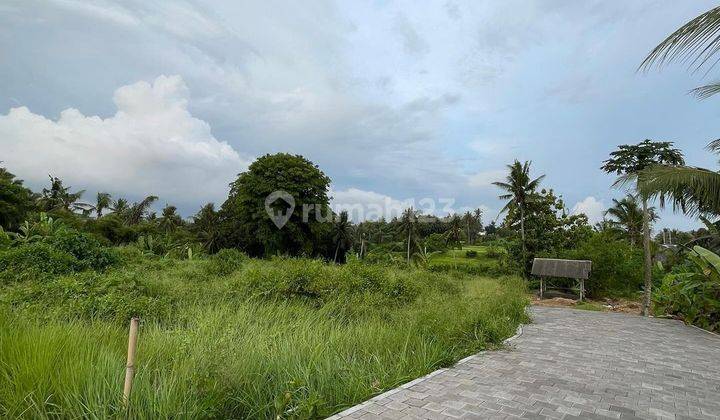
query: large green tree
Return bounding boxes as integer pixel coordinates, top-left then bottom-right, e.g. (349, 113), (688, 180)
(504, 188), (592, 275)
(602, 140), (685, 316)
(0, 167), (35, 231)
(219, 153), (332, 257)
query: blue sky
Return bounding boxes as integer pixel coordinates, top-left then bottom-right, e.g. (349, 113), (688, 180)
(1, 1), (718, 230)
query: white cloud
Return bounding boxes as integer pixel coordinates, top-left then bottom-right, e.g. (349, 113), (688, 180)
(571, 196), (605, 224)
(330, 188), (411, 222)
(0, 75), (250, 208)
(467, 169), (506, 188)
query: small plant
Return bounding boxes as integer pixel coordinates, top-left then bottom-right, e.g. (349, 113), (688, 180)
(205, 248), (247, 276)
(465, 250), (478, 258)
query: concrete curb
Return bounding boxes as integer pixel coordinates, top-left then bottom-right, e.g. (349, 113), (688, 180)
(325, 321), (526, 419)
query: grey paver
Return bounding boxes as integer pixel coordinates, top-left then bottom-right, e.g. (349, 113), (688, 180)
(328, 307), (720, 419)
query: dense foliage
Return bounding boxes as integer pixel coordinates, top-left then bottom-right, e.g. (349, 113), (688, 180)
(557, 232), (644, 298)
(219, 153), (333, 258)
(654, 246), (720, 332)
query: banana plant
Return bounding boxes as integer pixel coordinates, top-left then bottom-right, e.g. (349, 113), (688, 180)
(655, 245), (720, 331)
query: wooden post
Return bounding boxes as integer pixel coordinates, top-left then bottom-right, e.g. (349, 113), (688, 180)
(123, 317), (140, 407)
(539, 277), (543, 300)
(578, 278), (584, 302)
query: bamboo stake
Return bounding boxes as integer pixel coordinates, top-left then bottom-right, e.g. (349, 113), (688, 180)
(123, 317), (140, 407)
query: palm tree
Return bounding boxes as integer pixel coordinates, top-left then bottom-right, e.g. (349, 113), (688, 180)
(112, 198), (129, 216)
(399, 208), (419, 263)
(445, 214), (463, 249)
(37, 175), (88, 213)
(158, 205), (183, 232)
(640, 6), (720, 99)
(126, 195), (159, 225)
(493, 161), (545, 256)
(88, 192), (113, 218)
(192, 203), (221, 253)
(638, 140), (720, 217)
(332, 210), (353, 263)
(605, 194), (657, 246)
(602, 140), (683, 317)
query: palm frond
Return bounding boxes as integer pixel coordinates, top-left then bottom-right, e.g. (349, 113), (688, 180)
(639, 6), (720, 73)
(690, 81), (720, 99)
(638, 164), (720, 216)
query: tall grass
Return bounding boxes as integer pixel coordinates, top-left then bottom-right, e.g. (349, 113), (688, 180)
(0, 256), (528, 419)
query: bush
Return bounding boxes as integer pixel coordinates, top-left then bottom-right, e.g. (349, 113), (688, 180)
(484, 246), (502, 259)
(557, 232), (643, 298)
(7, 271), (171, 322)
(232, 258), (453, 306)
(465, 250), (478, 258)
(654, 246), (720, 332)
(205, 248), (248, 276)
(0, 242), (81, 281)
(45, 228), (117, 271)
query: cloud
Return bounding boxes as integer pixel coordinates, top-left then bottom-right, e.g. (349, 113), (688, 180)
(571, 196), (605, 224)
(467, 169), (506, 188)
(330, 188), (412, 222)
(0, 75), (250, 208)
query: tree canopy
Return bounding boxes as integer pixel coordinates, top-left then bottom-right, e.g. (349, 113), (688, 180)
(219, 153), (332, 257)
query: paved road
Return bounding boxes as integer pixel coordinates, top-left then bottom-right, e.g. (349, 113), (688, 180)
(328, 307), (720, 420)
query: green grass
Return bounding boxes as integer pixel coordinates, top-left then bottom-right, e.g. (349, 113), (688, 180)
(0, 254), (528, 419)
(427, 245), (505, 275)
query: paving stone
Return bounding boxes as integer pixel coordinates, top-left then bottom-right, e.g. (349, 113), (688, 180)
(329, 307), (720, 419)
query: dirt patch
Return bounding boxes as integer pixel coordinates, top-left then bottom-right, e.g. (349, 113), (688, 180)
(531, 296), (642, 315)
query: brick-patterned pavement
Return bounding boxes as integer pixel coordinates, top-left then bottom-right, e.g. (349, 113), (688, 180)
(328, 307), (720, 420)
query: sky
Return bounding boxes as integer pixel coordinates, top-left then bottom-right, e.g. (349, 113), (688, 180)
(1, 1), (718, 230)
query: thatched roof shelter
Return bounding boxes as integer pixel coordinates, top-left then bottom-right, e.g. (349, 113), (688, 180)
(531, 258), (591, 279)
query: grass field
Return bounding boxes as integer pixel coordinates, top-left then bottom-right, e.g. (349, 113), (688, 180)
(427, 244), (505, 274)
(0, 251), (528, 419)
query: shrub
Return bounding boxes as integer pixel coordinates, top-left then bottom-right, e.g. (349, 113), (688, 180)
(7, 271), (171, 322)
(654, 246), (720, 332)
(465, 250), (478, 258)
(45, 228), (117, 271)
(484, 246), (502, 259)
(0, 242), (81, 281)
(557, 232), (643, 298)
(232, 258), (452, 306)
(205, 248), (247, 276)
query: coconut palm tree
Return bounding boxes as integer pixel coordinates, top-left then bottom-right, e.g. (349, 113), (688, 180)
(37, 175), (88, 213)
(638, 140), (720, 217)
(399, 207), (419, 263)
(493, 160), (545, 256)
(158, 204), (183, 232)
(637, 6), (720, 219)
(602, 140), (684, 316)
(605, 194), (657, 246)
(640, 5), (720, 99)
(331, 210), (353, 263)
(192, 203), (221, 253)
(83, 192), (112, 218)
(126, 195), (159, 225)
(445, 214), (463, 249)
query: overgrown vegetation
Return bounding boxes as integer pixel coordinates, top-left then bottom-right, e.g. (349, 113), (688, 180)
(0, 216), (528, 418)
